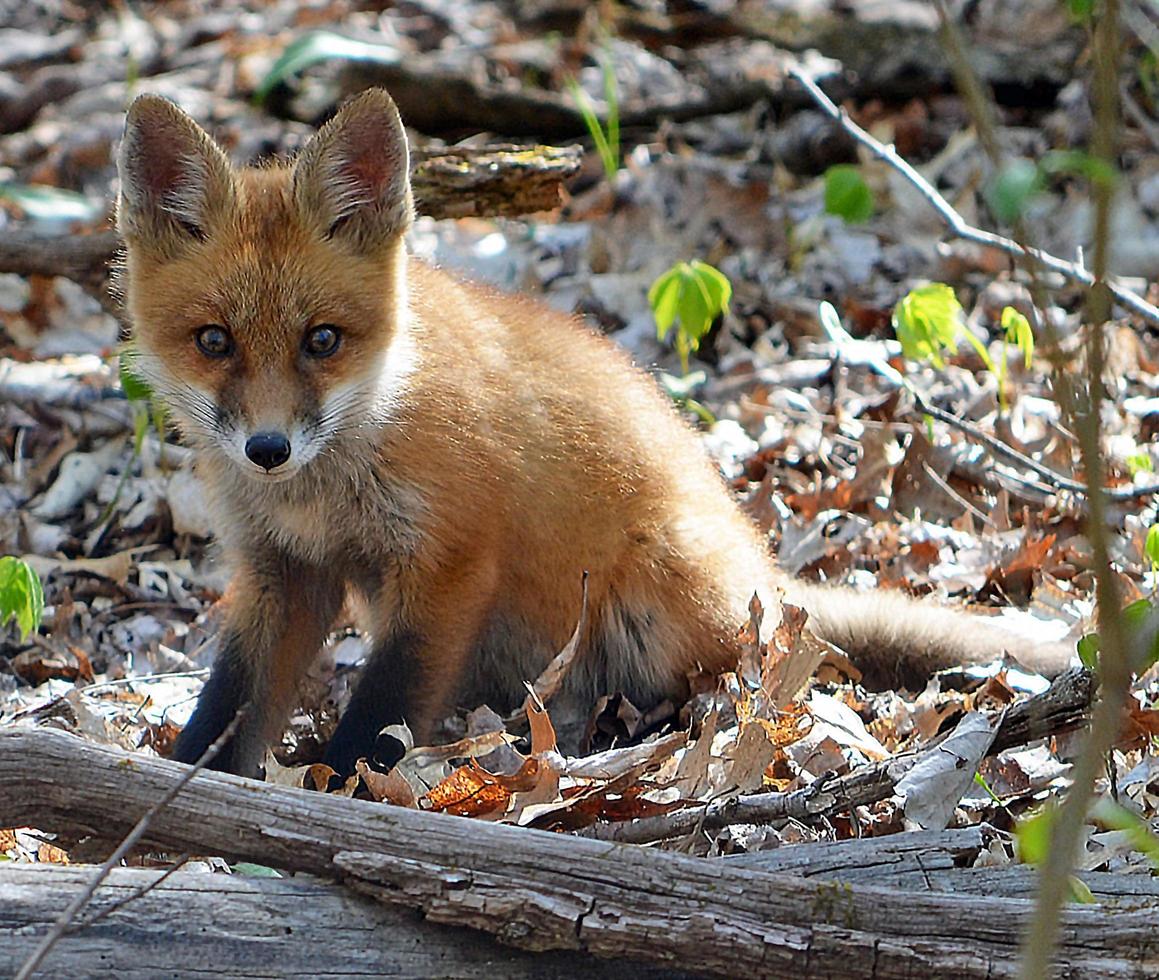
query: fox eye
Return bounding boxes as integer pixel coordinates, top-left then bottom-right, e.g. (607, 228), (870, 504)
(303, 324), (341, 358)
(194, 325), (233, 358)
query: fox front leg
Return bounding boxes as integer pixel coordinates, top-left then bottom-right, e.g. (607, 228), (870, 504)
(173, 556), (344, 777)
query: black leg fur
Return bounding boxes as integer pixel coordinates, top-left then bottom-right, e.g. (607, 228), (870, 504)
(323, 630), (422, 776)
(172, 638), (261, 776)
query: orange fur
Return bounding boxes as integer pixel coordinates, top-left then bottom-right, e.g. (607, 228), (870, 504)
(117, 90), (1074, 776)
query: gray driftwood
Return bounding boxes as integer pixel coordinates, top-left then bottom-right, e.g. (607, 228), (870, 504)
(727, 827), (1159, 906)
(1, 726), (1156, 979)
(0, 864), (687, 979)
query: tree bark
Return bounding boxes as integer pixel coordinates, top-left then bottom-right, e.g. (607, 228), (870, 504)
(1, 727), (1156, 979)
(0, 864), (688, 979)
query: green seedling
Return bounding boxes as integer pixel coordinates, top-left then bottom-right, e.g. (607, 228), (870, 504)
(0, 556), (44, 641)
(649, 260), (732, 375)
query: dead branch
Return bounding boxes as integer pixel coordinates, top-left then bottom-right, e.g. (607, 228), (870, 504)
(583, 666), (1093, 845)
(727, 826), (1159, 905)
(0, 143), (581, 310)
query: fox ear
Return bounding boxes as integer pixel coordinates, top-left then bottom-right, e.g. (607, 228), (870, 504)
(117, 95), (234, 253)
(292, 88), (413, 250)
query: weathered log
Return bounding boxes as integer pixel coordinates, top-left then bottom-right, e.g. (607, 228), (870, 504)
(727, 827), (1159, 906)
(0, 142), (581, 314)
(0, 726), (1155, 979)
(0, 864), (686, 979)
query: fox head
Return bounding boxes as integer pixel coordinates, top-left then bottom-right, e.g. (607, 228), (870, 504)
(117, 90), (415, 482)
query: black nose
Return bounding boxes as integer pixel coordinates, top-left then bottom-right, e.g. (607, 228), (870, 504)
(245, 431), (291, 470)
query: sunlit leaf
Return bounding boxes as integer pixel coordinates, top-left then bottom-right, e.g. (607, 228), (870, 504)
(823, 164), (874, 223)
(1127, 453), (1154, 477)
(0, 556), (44, 642)
(892, 283), (966, 369)
(648, 261), (731, 373)
(1000, 306), (1035, 368)
(256, 32), (401, 103)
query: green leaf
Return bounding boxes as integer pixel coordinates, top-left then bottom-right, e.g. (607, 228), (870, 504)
(648, 267), (684, 338)
(1000, 306), (1035, 368)
(1147, 525), (1159, 569)
(1015, 805), (1056, 865)
(0, 183), (103, 225)
(1091, 798), (1159, 870)
(984, 158), (1043, 224)
(1076, 633), (1100, 670)
(1127, 453), (1154, 477)
(255, 32), (401, 104)
(0, 556), (45, 642)
(823, 165), (874, 223)
(231, 862), (283, 878)
(1040, 149), (1117, 189)
(648, 261), (732, 370)
(892, 283), (965, 369)
(1067, 875), (1096, 904)
(690, 260), (732, 317)
(118, 351), (153, 402)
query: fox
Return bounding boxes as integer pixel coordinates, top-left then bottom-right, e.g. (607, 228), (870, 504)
(116, 89), (1075, 779)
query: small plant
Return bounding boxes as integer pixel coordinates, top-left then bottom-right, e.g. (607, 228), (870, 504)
(997, 305), (1035, 410)
(0, 555), (44, 641)
(255, 32), (400, 104)
(892, 283), (992, 370)
(566, 53), (620, 184)
(823, 165), (874, 223)
(649, 260), (732, 375)
(892, 284), (1034, 411)
(984, 150), (1115, 225)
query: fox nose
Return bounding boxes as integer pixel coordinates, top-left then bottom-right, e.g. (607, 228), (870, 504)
(245, 431), (291, 470)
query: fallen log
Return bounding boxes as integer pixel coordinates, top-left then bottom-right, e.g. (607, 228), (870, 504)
(0, 142), (581, 317)
(0, 726), (1155, 979)
(727, 827), (1159, 905)
(0, 864), (684, 979)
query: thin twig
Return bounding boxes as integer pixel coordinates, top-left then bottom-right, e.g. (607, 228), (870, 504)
(787, 65), (1159, 327)
(14, 707), (248, 980)
(816, 306), (1159, 500)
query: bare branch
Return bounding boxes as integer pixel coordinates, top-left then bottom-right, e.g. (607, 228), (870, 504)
(787, 65), (1159, 327)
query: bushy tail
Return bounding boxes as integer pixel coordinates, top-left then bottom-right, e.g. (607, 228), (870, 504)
(785, 581), (1076, 690)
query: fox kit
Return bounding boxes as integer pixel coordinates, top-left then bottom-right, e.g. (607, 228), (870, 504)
(117, 90), (1073, 778)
